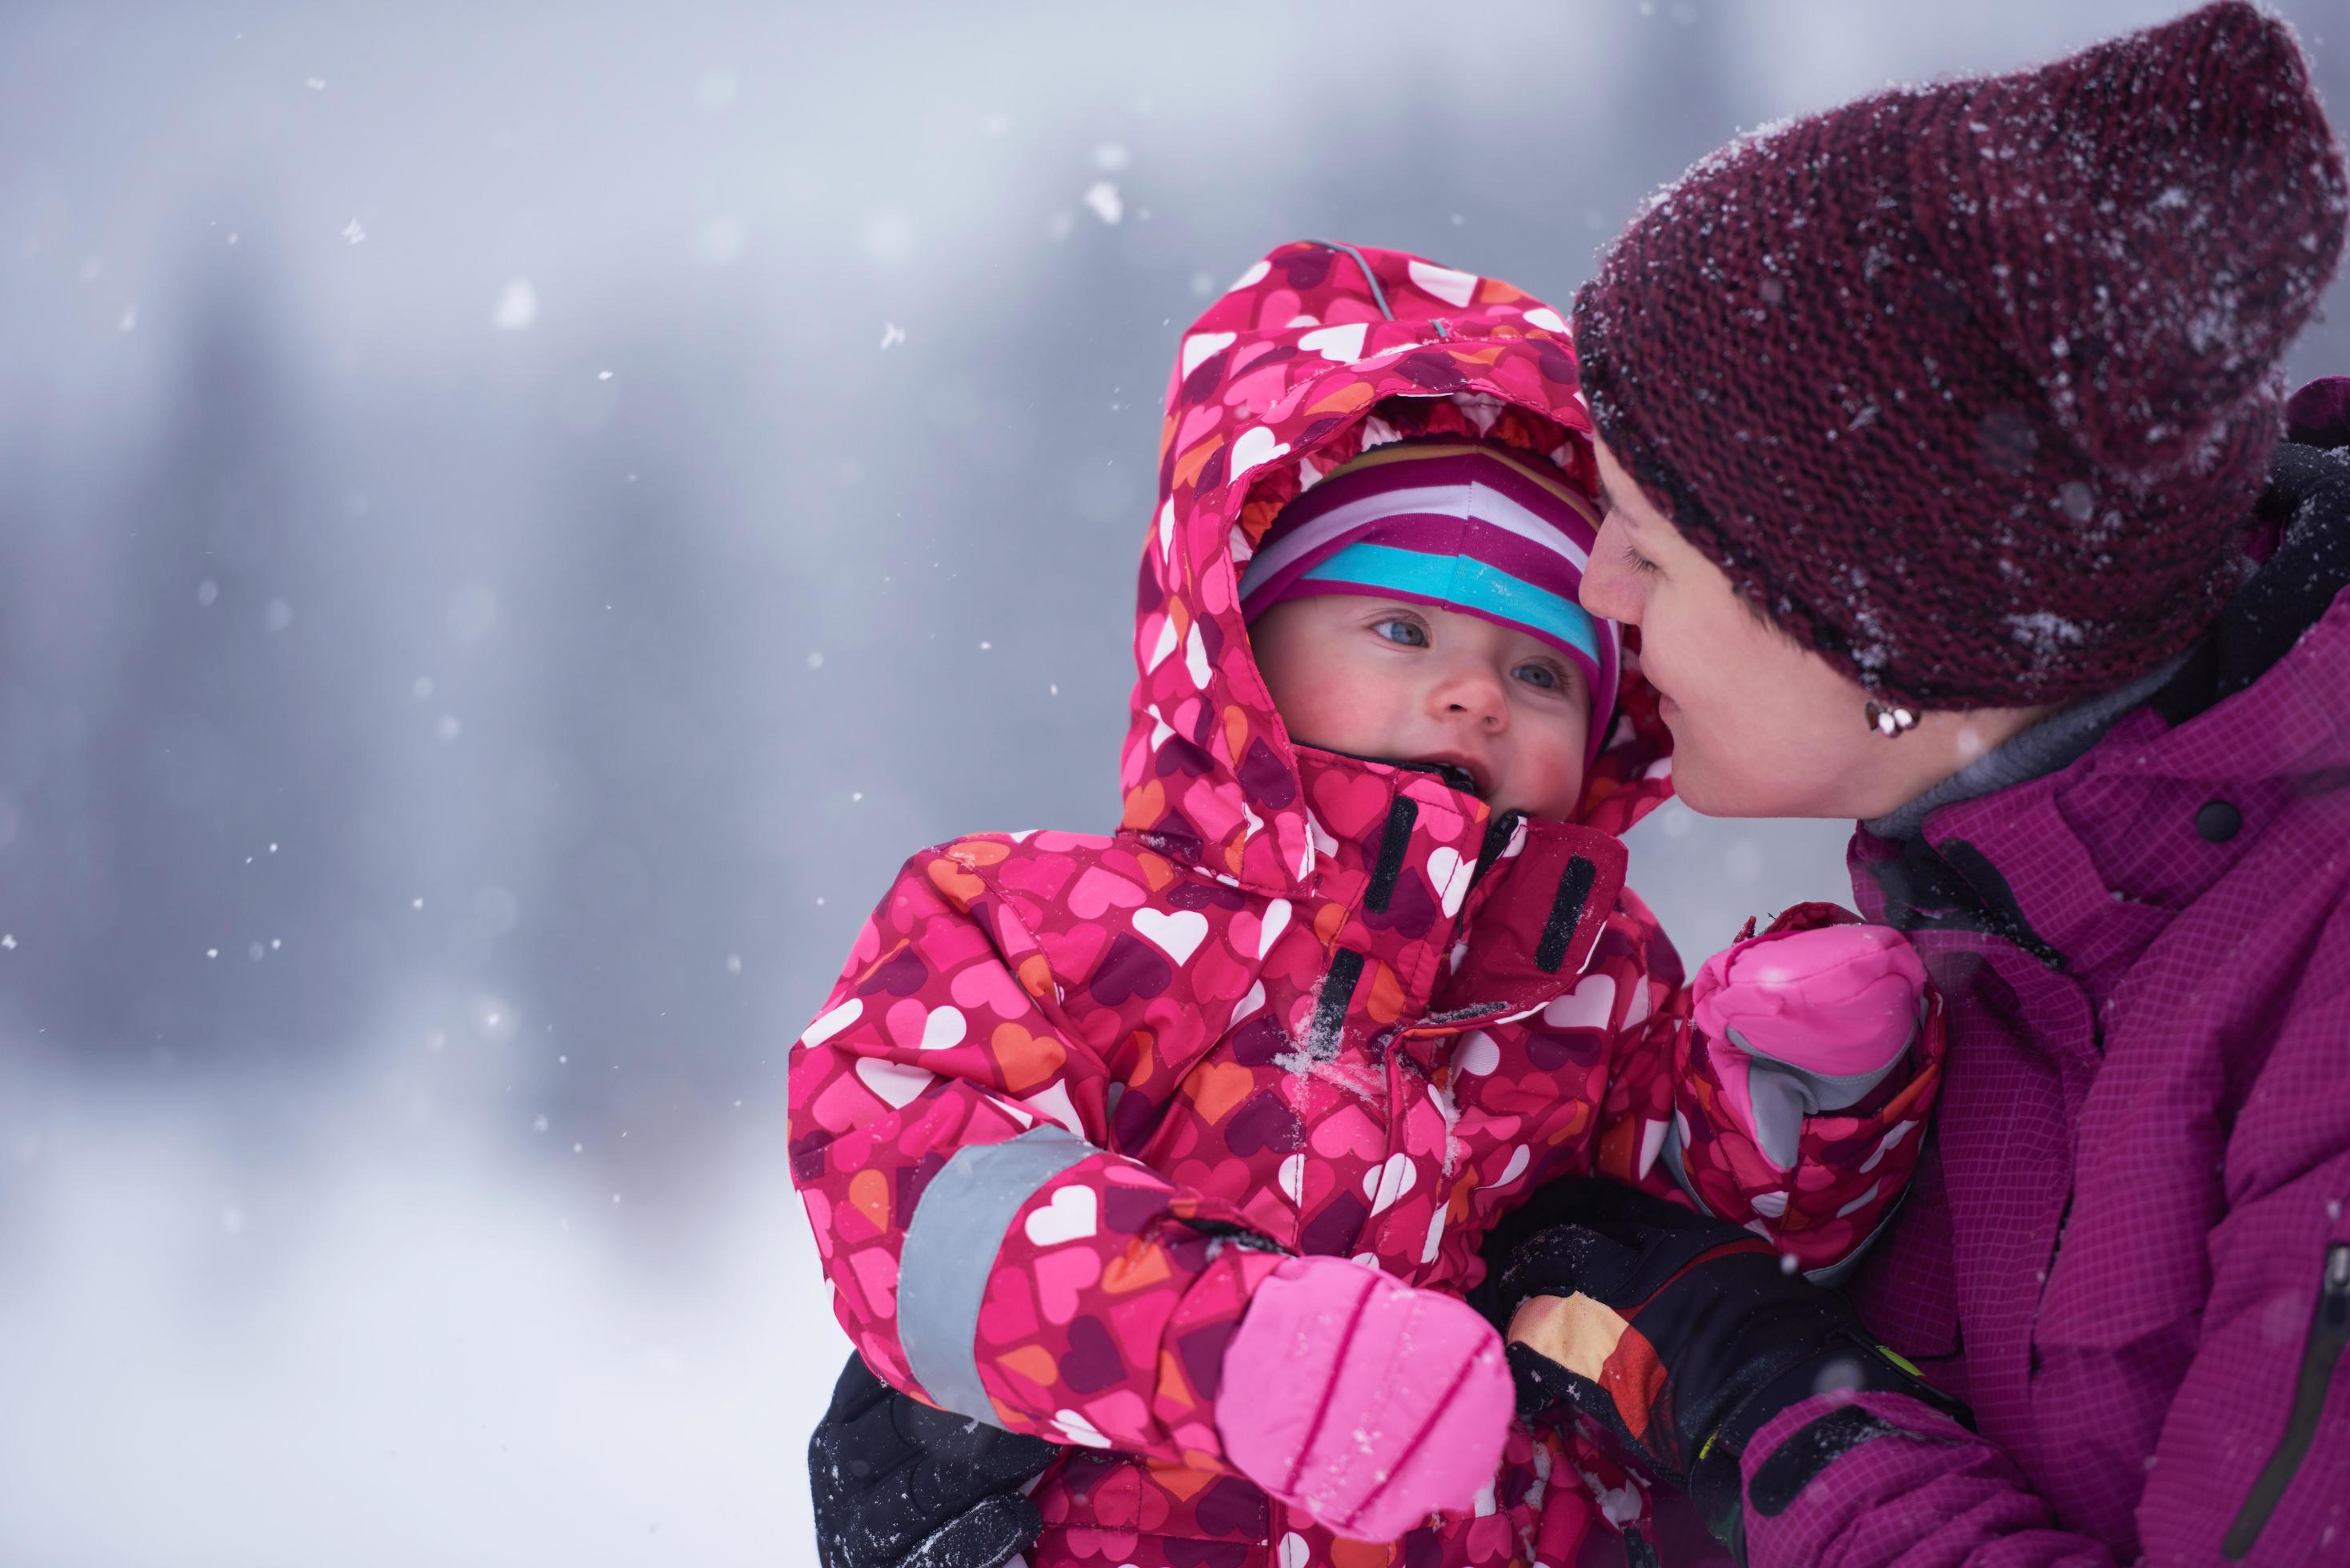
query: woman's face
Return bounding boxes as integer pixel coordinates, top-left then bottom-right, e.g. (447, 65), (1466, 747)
(1578, 436), (2046, 820)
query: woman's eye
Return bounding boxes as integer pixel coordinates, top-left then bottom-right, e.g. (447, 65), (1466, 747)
(1514, 662), (1560, 690)
(1373, 619), (1427, 647)
(1619, 541), (1661, 577)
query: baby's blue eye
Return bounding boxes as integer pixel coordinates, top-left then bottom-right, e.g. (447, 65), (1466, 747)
(1374, 619), (1427, 647)
(1515, 662), (1560, 690)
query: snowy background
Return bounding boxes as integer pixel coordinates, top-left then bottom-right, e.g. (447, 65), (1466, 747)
(2, 3), (2346, 1563)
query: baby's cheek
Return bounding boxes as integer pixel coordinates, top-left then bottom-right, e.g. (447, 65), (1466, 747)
(1269, 661), (1411, 759)
(1508, 710), (1591, 820)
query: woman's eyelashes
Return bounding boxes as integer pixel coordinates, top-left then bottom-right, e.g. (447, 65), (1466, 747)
(1618, 540), (1661, 577)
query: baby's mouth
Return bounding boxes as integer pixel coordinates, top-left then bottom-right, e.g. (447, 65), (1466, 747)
(1411, 753), (1491, 799)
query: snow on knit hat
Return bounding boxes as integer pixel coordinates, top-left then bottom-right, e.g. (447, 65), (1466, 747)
(1239, 441), (1621, 761)
(1573, 0), (2348, 711)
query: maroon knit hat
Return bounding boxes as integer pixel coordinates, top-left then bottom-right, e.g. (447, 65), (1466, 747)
(1574, 1), (2349, 710)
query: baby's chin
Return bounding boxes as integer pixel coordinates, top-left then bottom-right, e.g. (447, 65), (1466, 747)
(1491, 795), (1581, 825)
(1479, 773), (1586, 823)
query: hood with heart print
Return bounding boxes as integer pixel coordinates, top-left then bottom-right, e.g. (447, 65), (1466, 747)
(1121, 240), (1673, 895)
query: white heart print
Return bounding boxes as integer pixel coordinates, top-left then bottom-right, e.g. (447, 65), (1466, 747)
(1144, 617), (1178, 672)
(1022, 1081), (1084, 1138)
(1295, 322), (1367, 362)
(1255, 898), (1291, 958)
(1023, 1186), (1098, 1246)
(855, 1057), (934, 1110)
(1183, 622), (1211, 688)
(1181, 331), (1235, 376)
(1052, 1408), (1114, 1448)
(1133, 908), (1208, 965)
(801, 997), (863, 1049)
(1541, 974), (1615, 1031)
(1480, 1144), (1531, 1190)
(1454, 1030), (1501, 1077)
(1277, 1152), (1307, 1206)
(1363, 1153), (1417, 1216)
(1227, 425), (1291, 480)
(1407, 259), (1478, 307)
(918, 1005), (967, 1051)
(1426, 846), (1476, 917)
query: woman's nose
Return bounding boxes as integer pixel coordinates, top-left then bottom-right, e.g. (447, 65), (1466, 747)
(1581, 517), (1644, 626)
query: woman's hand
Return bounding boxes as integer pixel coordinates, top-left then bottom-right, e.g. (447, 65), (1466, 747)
(1490, 1178), (1967, 1547)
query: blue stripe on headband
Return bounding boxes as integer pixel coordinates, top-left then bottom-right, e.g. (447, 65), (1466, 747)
(1301, 542), (1603, 665)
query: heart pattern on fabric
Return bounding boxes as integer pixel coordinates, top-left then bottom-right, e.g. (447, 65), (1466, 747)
(1481, 1144), (1531, 1190)
(1427, 846), (1476, 917)
(1024, 1185), (1099, 1247)
(1070, 866), (1147, 919)
(1182, 331), (1236, 376)
(1053, 1408), (1114, 1449)
(1183, 622), (1211, 688)
(1133, 908), (1208, 965)
(801, 998), (862, 1049)
(855, 1057), (933, 1110)
(1255, 898), (1292, 958)
(1277, 1151), (1307, 1205)
(886, 1000), (968, 1052)
(1542, 974), (1615, 1031)
(1407, 258), (1478, 307)
(1297, 322), (1368, 362)
(1023, 1080), (1085, 1138)
(1454, 1029), (1501, 1077)
(1363, 1152), (1418, 1216)
(919, 1006), (967, 1050)
(1227, 425), (1291, 481)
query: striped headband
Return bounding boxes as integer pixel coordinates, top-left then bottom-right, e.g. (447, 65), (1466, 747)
(1239, 441), (1620, 756)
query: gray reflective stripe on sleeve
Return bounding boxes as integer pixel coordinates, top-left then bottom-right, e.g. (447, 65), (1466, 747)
(898, 1124), (1096, 1423)
(1726, 1025), (1908, 1171)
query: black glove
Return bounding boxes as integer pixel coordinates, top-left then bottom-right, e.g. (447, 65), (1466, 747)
(810, 1352), (1062, 1568)
(1476, 1178), (1968, 1550)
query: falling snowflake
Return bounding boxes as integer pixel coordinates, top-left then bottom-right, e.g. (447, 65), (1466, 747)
(492, 278), (538, 330)
(1083, 181), (1123, 226)
(879, 322), (905, 350)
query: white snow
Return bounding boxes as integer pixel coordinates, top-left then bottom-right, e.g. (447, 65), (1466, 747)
(1082, 180), (1123, 226)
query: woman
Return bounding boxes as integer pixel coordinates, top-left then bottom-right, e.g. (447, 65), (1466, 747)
(813, 4), (2350, 1563)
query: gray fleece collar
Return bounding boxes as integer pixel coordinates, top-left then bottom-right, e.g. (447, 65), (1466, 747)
(1864, 655), (2188, 842)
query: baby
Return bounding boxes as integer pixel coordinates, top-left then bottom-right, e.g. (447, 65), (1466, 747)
(788, 242), (1944, 1568)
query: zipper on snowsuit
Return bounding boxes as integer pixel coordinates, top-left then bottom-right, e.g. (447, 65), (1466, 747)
(2222, 1241), (2350, 1558)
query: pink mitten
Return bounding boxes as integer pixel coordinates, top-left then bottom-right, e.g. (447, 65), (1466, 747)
(1215, 1255), (1510, 1542)
(1691, 922), (1927, 1169)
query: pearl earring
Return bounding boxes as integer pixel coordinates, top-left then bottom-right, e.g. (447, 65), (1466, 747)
(1865, 699), (1918, 737)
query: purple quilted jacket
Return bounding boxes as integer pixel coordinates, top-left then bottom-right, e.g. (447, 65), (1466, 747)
(1728, 426), (2350, 1564)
